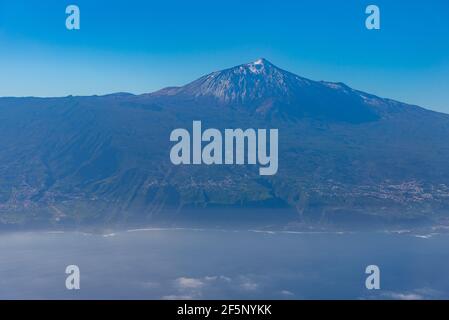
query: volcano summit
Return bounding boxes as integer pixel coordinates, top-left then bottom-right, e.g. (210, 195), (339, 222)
(148, 58), (379, 123)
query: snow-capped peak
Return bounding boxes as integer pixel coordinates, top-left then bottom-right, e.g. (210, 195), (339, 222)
(167, 58), (305, 104)
(148, 58), (383, 123)
(247, 58), (270, 74)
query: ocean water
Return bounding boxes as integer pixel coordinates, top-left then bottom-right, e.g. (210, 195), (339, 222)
(0, 228), (448, 299)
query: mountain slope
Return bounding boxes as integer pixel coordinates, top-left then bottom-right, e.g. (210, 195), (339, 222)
(1, 59), (449, 228)
(148, 58), (382, 123)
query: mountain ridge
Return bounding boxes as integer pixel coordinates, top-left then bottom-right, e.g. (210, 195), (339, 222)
(142, 58), (431, 123)
(2, 58), (443, 119)
(1, 59), (449, 228)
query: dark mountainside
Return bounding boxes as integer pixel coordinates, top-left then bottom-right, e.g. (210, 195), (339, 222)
(1, 59), (449, 229)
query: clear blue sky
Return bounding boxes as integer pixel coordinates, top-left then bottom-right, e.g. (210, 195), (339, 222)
(0, 0), (448, 112)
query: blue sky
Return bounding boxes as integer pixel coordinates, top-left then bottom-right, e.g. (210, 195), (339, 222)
(0, 0), (448, 112)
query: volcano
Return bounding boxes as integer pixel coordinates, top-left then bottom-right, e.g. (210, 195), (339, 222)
(1, 59), (449, 228)
(147, 58), (380, 122)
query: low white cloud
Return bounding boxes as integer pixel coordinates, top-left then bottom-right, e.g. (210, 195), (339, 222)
(380, 287), (443, 300)
(240, 280), (259, 291)
(163, 274), (262, 299)
(176, 277), (205, 289)
(204, 275), (232, 282)
(165, 275), (233, 299)
(280, 290), (294, 296)
(386, 292), (424, 300)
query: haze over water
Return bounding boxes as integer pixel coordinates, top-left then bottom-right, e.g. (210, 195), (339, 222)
(1, 228), (448, 299)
